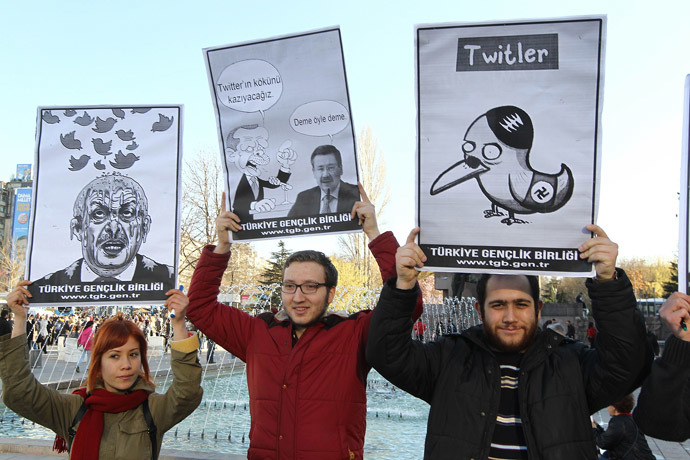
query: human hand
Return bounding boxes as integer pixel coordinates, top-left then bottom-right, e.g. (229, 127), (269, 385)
(215, 192), (241, 254)
(276, 141), (297, 169)
(351, 182), (380, 240)
(578, 224), (618, 281)
(165, 289), (190, 341)
(396, 228), (426, 290)
(7, 280), (31, 323)
(659, 292), (690, 342)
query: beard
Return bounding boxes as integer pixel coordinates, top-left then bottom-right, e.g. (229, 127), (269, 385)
(483, 318), (538, 353)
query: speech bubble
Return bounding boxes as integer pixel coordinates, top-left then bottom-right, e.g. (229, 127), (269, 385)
(289, 101), (350, 142)
(216, 60), (283, 118)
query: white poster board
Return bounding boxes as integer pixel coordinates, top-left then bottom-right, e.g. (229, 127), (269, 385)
(679, 75), (690, 293)
(26, 105), (182, 306)
(416, 17), (606, 276)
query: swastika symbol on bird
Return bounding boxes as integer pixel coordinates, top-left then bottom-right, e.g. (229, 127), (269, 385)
(531, 181), (553, 203)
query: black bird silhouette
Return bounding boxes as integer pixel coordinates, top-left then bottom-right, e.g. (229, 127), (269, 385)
(126, 141), (139, 151)
(151, 114), (173, 132)
(68, 154), (90, 171)
(91, 138), (112, 156)
(42, 111), (60, 124)
(94, 160), (106, 170)
(110, 151), (140, 169)
(115, 129), (135, 141)
(63, 109), (76, 117)
(112, 108), (126, 119)
(60, 131), (82, 150)
(430, 106), (573, 225)
(74, 112), (94, 126)
(92, 117), (117, 133)
(131, 108), (151, 114)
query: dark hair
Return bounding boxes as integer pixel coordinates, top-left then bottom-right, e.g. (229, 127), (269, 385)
(283, 250), (338, 287)
(1, 310), (8, 319)
(310, 145), (342, 169)
(611, 394), (635, 414)
(485, 106), (534, 150)
(476, 274), (540, 309)
(88, 313), (153, 393)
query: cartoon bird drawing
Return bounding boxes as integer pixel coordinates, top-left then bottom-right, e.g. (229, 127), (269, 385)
(430, 106), (574, 225)
(112, 108), (126, 119)
(67, 155), (91, 171)
(131, 108), (151, 114)
(126, 141), (139, 151)
(74, 111), (94, 126)
(110, 151), (140, 169)
(63, 109), (77, 117)
(42, 110), (60, 124)
(151, 113), (174, 132)
(60, 131), (82, 150)
(94, 160), (106, 170)
(115, 129), (135, 141)
(91, 138), (112, 156)
(68, 154), (90, 171)
(92, 117), (117, 133)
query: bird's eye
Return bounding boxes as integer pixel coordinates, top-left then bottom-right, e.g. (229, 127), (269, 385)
(482, 144), (502, 160)
(462, 141), (476, 154)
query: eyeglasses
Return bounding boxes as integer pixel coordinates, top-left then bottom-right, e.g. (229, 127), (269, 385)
(280, 282), (330, 294)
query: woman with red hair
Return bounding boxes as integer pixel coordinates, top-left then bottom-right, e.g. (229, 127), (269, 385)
(1, 280), (203, 460)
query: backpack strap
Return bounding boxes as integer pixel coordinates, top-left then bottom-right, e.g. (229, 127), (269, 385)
(142, 399), (158, 460)
(67, 401), (88, 452)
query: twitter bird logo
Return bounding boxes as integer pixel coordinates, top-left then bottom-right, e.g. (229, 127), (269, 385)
(151, 114), (174, 132)
(91, 138), (113, 156)
(112, 108), (126, 119)
(110, 151), (140, 169)
(42, 111), (60, 124)
(94, 160), (106, 170)
(63, 109), (77, 117)
(92, 117), (117, 133)
(60, 131), (82, 150)
(74, 112), (94, 126)
(115, 129), (135, 141)
(68, 154), (90, 171)
(131, 108), (151, 114)
(126, 141), (139, 151)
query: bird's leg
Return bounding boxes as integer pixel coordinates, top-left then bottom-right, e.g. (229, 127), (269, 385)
(483, 203), (506, 218)
(501, 211), (529, 226)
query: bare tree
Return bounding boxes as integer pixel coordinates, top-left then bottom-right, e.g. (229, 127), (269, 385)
(178, 153), (263, 288)
(337, 127), (391, 289)
(0, 240), (25, 291)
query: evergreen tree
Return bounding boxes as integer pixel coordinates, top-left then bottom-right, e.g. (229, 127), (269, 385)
(662, 259), (678, 298)
(261, 241), (291, 309)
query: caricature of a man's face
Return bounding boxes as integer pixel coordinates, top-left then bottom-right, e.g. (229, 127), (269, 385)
(71, 178), (150, 277)
(225, 126), (270, 178)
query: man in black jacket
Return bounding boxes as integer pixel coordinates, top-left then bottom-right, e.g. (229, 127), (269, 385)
(366, 224), (651, 460)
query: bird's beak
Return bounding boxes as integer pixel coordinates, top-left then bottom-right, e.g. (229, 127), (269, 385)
(430, 159), (489, 195)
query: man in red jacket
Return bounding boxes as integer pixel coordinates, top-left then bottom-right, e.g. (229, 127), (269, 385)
(186, 185), (422, 460)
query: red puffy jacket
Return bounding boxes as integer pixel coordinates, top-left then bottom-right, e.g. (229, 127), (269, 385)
(187, 231), (422, 460)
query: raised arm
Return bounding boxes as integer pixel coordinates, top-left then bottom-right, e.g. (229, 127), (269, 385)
(578, 225), (651, 410)
(150, 289), (203, 434)
(634, 292), (690, 441)
(0, 281), (82, 438)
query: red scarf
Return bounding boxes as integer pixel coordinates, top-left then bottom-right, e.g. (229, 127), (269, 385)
(53, 387), (149, 459)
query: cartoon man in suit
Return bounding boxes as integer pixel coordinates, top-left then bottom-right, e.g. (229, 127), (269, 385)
(287, 145), (359, 218)
(225, 124), (297, 222)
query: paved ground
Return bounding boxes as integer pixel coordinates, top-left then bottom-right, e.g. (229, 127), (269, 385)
(1, 343), (689, 459)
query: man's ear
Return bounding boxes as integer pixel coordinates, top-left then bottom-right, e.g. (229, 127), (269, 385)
(327, 286), (336, 306)
(474, 301), (483, 320)
(141, 215), (152, 243)
(70, 218), (81, 242)
(536, 300), (544, 322)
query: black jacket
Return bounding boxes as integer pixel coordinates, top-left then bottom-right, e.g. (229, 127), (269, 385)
(634, 334), (690, 441)
(366, 269), (651, 460)
(593, 414), (655, 459)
